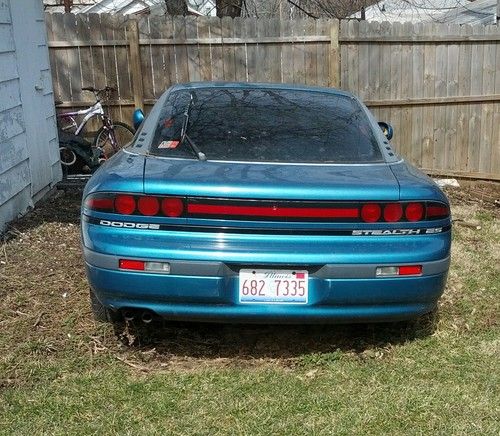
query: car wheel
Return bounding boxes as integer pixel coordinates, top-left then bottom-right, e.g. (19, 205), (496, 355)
(89, 289), (120, 323)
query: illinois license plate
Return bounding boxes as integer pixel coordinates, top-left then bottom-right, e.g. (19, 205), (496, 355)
(239, 269), (308, 304)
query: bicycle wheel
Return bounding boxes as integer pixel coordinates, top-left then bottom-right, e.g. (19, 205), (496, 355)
(93, 121), (134, 158)
(59, 146), (77, 166)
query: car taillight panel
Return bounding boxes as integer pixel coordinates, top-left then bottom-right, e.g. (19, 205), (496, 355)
(84, 194), (449, 222)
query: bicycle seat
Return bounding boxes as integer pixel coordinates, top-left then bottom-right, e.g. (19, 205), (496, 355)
(82, 86), (96, 92)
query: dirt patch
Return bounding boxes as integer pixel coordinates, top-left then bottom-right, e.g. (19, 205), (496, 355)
(0, 183), (498, 373)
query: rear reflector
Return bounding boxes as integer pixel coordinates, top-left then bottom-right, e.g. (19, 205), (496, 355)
(376, 265), (423, 277)
(119, 259), (145, 270)
(118, 259), (170, 273)
(399, 265), (423, 275)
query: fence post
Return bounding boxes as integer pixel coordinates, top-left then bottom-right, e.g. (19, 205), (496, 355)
(127, 19), (144, 110)
(329, 19), (340, 88)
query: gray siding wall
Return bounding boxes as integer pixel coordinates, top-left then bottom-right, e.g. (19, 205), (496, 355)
(0, 0), (61, 232)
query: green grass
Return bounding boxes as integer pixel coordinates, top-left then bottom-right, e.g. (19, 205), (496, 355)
(0, 190), (499, 435)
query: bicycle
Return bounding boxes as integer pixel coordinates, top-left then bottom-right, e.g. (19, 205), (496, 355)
(56, 86), (135, 169)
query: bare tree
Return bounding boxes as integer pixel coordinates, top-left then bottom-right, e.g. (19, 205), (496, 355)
(165, 0), (189, 15)
(216, 0), (244, 17)
(285, 0), (376, 19)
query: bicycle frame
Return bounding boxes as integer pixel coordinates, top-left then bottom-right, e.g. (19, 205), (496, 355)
(57, 101), (104, 135)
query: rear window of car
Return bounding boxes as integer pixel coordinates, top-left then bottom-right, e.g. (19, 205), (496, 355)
(150, 87), (383, 163)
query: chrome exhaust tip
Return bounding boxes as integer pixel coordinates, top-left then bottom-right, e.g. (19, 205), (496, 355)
(123, 310), (135, 322)
(141, 311), (153, 324)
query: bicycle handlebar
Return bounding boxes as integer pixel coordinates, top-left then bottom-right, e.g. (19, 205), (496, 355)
(82, 85), (117, 94)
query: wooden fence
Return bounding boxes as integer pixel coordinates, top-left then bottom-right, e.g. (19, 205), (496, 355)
(45, 14), (500, 180)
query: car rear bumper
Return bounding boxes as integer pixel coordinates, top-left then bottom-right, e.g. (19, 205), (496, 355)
(85, 249), (449, 323)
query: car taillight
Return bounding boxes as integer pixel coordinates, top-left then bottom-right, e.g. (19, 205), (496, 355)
(426, 203), (449, 219)
(405, 202), (424, 222)
(383, 203), (403, 222)
(115, 195), (136, 215)
(162, 198), (184, 217)
(361, 203), (381, 222)
(85, 196), (114, 212)
(84, 195), (449, 222)
(84, 193), (184, 217)
(137, 196), (160, 216)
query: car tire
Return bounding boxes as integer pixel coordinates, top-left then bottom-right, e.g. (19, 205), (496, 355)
(89, 289), (120, 323)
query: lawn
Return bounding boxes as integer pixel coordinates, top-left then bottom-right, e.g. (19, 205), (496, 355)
(0, 183), (498, 435)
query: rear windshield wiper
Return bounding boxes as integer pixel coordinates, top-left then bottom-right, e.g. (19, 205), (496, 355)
(180, 94), (206, 161)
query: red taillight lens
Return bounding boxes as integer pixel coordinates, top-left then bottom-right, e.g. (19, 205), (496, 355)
(115, 195), (136, 215)
(162, 198), (184, 217)
(137, 196), (160, 216)
(427, 204), (449, 219)
(85, 196), (114, 211)
(119, 259), (145, 270)
(398, 265), (422, 275)
(405, 202), (424, 222)
(361, 203), (381, 222)
(383, 203), (403, 222)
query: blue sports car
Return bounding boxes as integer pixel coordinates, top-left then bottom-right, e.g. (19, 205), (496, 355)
(81, 82), (451, 324)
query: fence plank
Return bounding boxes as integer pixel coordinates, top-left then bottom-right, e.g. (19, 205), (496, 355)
(421, 22), (436, 170)
(468, 24), (485, 173)
(172, 16), (189, 83)
(196, 18), (211, 81)
(444, 24), (460, 172)
(456, 24), (473, 171)
(221, 17), (235, 82)
(281, 19), (294, 84)
(479, 26), (497, 174)
(128, 19), (143, 109)
(210, 18), (224, 81)
(410, 22), (424, 166)
(316, 19), (330, 87)
(232, 17), (247, 81)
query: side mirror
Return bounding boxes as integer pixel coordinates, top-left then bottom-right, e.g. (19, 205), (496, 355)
(378, 122), (393, 141)
(132, 108), (145, 131)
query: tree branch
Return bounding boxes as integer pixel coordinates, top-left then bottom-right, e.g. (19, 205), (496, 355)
(286, 0), (319, 19)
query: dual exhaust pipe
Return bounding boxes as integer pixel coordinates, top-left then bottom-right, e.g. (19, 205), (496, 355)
(122, 309), (154, 324)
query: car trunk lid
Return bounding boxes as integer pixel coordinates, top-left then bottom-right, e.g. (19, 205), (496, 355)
(143, 157), (399, 202)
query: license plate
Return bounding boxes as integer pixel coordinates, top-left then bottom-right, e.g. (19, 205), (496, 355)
(239, 269), (308, 304)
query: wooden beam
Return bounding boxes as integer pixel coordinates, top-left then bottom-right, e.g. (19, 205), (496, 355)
(339, 35), (500, 43)
(127, 20), (144, 111)
(365, 94), (500, 107)
(329, 19), (340, 88)
(56, 94), (500, 109)
(47, 34), (500, 49)
(48, 36), (333, 48)
(423, 168), (500, 182)
(48, 40), (129, 48)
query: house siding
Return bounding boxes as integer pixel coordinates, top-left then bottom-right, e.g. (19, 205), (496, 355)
(0, 0), (61, 232)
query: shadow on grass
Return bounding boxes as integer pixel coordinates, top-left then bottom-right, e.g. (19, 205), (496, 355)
(113, 310), (438, 360)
